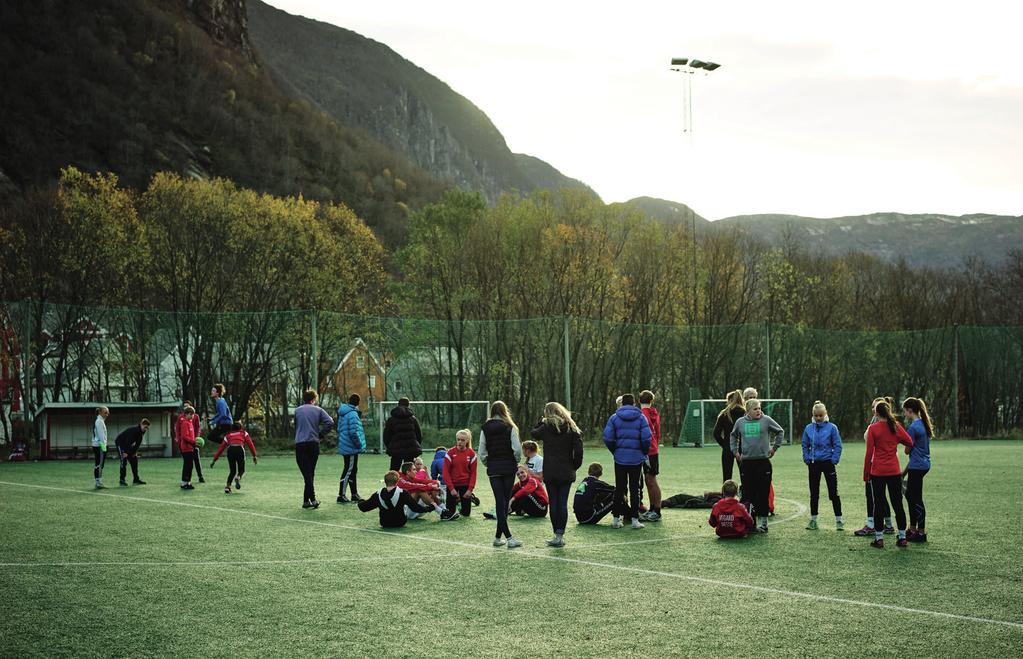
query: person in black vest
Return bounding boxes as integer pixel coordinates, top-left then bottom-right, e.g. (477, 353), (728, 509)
(383, 398), (423, 472)
(478, 400), (522, 548)
(115, 419), (151, 486)
(530, 402), (583, 547)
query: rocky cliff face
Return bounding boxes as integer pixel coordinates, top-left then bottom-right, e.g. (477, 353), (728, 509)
(182, 0), (253, 62)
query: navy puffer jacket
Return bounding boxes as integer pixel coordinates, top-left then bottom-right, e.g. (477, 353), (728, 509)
(603, 406), (652, 466)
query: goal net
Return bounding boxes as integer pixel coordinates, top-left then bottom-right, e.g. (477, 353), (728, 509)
(369, 400), (491, 455)
(677, 399), (794, 448)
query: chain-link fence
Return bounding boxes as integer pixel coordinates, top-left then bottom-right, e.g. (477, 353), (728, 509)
(3, 301), (1018, 445)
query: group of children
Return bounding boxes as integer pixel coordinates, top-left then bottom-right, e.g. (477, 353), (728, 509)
(709, 394), (934, 549)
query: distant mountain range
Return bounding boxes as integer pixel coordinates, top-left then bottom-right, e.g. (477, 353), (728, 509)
(247, 0), (597, 202)
(624, 197), (1022, 267)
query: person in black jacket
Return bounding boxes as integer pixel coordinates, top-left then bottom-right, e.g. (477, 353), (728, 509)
(383, 398), (423, 472)
(478, 401), (522, 548)
(531, 402), (583, 547)
(357, 471), (433, 528)
(713, 390), (745, 482)
(115, 419), (151, 486)
(574, 463), (616, 525)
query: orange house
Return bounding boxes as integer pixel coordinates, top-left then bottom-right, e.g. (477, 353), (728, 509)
(325, 338), (386, 412)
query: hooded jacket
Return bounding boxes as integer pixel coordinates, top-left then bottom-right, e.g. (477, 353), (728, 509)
(336, 403), (366, 456)
(430, 448), (447, 485)
(602, 405), (652, 466)
(801, 420), (842, 464)
(175, 414), (197, 452)
(729, 414), (783, 460)
(641, 406), (661, 455)
(383, 405), (423, 459)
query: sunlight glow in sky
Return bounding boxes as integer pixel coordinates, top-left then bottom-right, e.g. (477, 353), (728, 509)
(266, 1), (1023, 219)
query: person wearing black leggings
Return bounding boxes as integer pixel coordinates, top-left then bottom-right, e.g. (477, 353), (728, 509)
(604, 393), (653, 530)
(855, 398), (894, 536)
(478, 401), (522, 548)
(902, 397), (934, 542)
(211, 423), (258, 493)
(863, 402), (913, 549)
(91, 407), (110, 489)
(530, 402), (583, 548)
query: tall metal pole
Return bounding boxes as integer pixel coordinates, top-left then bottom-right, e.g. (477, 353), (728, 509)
(310, 310), (318, 392)
(563, 316), (572, 410)
(764, 323), (772, 399)
(953, 324), (959, 435)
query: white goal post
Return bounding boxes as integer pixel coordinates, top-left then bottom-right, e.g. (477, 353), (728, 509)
(677, 398), (794, 448)
(373, 400), (491, 455)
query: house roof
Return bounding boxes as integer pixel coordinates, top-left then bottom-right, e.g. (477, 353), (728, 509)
(330, 338), (385, 376)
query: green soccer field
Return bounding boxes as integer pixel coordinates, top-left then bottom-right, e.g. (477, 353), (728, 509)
(2, 440), (1022, 657)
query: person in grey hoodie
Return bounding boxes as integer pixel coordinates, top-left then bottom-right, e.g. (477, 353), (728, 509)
(294, 389), (335, 509)
(730, 398), (783, 532)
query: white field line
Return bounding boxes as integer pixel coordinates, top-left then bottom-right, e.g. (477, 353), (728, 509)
(1, 480), (1020, 631)
(569, 497), (808, 550)
(0, 552), (469, 568)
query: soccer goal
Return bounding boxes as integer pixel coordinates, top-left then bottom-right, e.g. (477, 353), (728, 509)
(370, 400), (491, 454)
(677, 399), (794, 448)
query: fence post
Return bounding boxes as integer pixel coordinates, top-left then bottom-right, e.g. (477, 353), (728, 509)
(563, 316), (572, 410)
(310, 310), (318, 392)
(953, 324), (959, 436)
(764, 323), (772, 399)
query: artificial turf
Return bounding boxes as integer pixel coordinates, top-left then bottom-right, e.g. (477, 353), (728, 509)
(1, 440), (1021, 657)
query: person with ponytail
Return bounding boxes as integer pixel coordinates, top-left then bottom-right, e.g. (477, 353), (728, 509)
(902, 397), (933, 543)
(478, 401), (523, 548)
(863, 401), (914, 549)
(713, 390), (746, 482)
(854, 397), (895, 537)
(801, 401), (843, 530)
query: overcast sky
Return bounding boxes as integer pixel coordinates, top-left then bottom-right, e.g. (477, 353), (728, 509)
(265, 1), (1023, 220)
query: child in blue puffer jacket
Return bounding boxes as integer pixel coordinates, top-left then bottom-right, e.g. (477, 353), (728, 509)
(801, 400), (843, 531)
(336, 394), (366, 503)
(603, 393), (652, 530)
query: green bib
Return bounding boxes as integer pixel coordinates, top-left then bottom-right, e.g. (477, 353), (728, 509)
(744, 422), (760, 437)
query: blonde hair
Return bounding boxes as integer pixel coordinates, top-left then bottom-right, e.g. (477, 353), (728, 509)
(542, 402), (581, 435)
(489, 400), (517, 431)
(745, 399), (762, 412)
(455, 428), (472, 449)
(812, 400), (827, 417)
(742, 387), (758, 401)
(717, 389), (745, 420)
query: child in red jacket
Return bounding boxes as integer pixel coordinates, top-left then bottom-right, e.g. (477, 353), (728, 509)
(398, 462), (448, 517)
(709, 480), (755, 539)
(211, 422), (257, 494)
(442, 429), (478, 519)
(510, 464), (549, 518)
(175, 405), (198, 490)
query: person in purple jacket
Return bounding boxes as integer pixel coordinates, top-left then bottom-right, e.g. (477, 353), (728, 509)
(603, 393), (652, 530)
(294, 389), (334, 509)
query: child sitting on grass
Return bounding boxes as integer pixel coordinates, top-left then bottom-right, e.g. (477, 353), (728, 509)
(397, 462), (448, 517)
(573, 462), (616, 525)
(358, 471), (435, 528)
(709, 480), (755, 539)
(509, 464), (549, 518)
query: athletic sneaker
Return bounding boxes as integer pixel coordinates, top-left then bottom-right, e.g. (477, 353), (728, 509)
(883, 526), (896, 535)
(896, 538), (909, 548)
(483, 510), (497, 520)
(198, 478), (206, 484)
(836, 520), (845, 531)
(132, 479), (146, 485)
(440, 510), (460, 522)
(234, 478), (241, 490)
(631, 519), (645, 530)
(310, 499), (320, 509)
(611, 517), (623, 529)
(909, 531), (928, 543)
(506, 538), (522, 549)
(545, 538), (565, 547)
(302, 499), (314, 508)
(870, 538), (885, 549)
(853, 526), (876, 537)
(180, 483), (195, 490)
(95, 483), (105, 490)
(806, 519), (819, 530)
(492, 538), (506, 547)
(350, 494), (363, 503)
(643, 511), (662, 522)
(224, 487), (232, 494)
(336, 495), (350, 504)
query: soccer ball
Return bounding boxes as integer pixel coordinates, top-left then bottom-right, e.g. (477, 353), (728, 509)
(195, 436), (205, 447)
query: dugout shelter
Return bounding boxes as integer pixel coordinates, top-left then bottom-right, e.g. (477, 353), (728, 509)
(34, 401), (181, 459)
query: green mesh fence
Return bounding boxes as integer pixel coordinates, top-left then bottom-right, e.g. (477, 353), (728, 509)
(2, 301), (1020, 446)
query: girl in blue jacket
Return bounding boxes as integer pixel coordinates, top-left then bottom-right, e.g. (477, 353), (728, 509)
(603, 393), (652, 530)
(336, 394), (366, 503)
(901, 397), (933, 543)
(801, 401), (844, 530)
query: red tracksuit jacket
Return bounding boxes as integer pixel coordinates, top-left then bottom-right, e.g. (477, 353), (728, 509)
(709, 498), (755, 538)
(511, 475), (549, 505)
(864, 421), (913, 480)
(398, 473), (435, 493)
(641, 406), (661, 455)
(442, 446), (478, 491)
(212, 430), (257, 460)
(175, 415), (197, 452)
